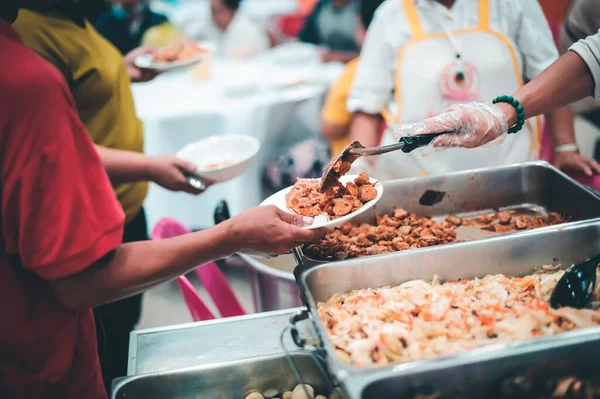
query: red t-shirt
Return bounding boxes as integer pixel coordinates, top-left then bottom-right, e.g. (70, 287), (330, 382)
(0, 21), (125, 398)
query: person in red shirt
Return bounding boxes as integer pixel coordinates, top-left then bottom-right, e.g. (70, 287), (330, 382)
(0, 2), (325, 398)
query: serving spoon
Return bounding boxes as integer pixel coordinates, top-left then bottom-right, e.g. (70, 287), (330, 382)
(320, 131), (453, 193)
(183, 171), (207, 191)
(550, 253), (600, 309)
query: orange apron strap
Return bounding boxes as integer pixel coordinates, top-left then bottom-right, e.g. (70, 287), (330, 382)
(383, 0), (427, 124)
(478, 0), (490, 30)
(402, 0), (426, 40)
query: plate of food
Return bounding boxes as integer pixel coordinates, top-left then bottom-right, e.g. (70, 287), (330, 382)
(260, 172), (383, 230)
(135, 41), (209, 72)
(176, 135), (260, 183)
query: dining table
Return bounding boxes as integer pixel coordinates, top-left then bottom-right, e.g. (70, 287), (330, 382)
(132, 43), (344, 231)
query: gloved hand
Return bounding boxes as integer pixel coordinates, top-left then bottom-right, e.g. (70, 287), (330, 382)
(393, 102), (510, 152)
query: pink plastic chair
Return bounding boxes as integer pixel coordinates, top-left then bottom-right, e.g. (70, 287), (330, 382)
(151, 218), (246, 322)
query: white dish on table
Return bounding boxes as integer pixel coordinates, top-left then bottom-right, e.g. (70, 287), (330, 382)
(134, 43), (211, 73)
(260, 175), (383, 230)
(176, 135), (260, 183)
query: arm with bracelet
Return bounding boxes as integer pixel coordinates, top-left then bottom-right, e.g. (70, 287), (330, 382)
(394, 29), (600, 175)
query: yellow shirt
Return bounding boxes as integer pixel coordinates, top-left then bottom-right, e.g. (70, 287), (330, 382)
(321, 57), (359, 155)
(14, 10), (147, 224)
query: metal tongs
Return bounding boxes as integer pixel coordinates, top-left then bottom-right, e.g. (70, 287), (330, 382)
(320, 131), (454, 192)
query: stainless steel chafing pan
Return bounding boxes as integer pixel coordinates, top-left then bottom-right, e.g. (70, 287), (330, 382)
(112, 353), (333, 399)
(294, 161), (600, 265)
(352, 332), (600, 398)
(291, 219), (600, 399)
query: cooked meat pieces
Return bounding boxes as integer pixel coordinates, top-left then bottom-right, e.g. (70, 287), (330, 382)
(394, 208), (408, 219)
(332, 158), (352, 175)
(354, 172), (370, 186)
(514, 215), (528, 230)
(303, 208), (459, 260)
(346, 182), (359, 196)
(359, 185), (377, 202)
(547, 211), (563, 225)
(497, 210), (512, 225)
(333, 199), (353, 216)
(303, 209), (567, 261)
(285, 174), (377, 220)
(285, 178), (325, 217)
(446, 215), (462, 226)
(464, 210), (566, 233)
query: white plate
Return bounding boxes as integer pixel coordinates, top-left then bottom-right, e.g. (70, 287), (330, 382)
(134, 52), (207, 73)
(260, 175), (383, 230)
(176, 135), (260, 183)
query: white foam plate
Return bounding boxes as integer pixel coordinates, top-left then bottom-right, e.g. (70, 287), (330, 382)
(260, 175), (383, 230)
(134, 52), (207, 73)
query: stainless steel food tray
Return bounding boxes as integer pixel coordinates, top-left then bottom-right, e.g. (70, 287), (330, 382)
(113, 353), (334, 399)
(292, 219), (600, 399)
(293, 161), (600, 265)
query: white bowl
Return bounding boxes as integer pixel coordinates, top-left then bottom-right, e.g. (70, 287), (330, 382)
(176, 135), (260, 182)
(260, 175), (383, 230)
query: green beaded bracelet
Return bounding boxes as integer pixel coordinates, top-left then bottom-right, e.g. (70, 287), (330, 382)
(492, 95), (526, 134)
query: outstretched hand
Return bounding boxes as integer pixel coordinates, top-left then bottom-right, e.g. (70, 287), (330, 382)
(147, 155), (209, 195)
(554, 151), (600, 177)
(222, 206), (327, 257)
(124, 47), (160, 83)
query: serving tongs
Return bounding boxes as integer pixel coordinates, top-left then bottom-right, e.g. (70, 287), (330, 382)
(550, 253), (600, 309)
(320, 131), (454, 193)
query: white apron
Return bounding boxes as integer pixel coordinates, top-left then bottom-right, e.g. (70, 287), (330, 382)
(374, 0), (541, 180)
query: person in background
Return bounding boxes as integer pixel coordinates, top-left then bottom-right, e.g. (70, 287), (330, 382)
(182, 0), (269, 59)
(13, 1), (197, 390)
(299, 0), (359, 63)
(394, 29), (600, 178)
(95, 0), (172, 55)
(0, 1), (325, 397)
(559, 0), (600, 131)
(321, 0), (385, 154)
(83, 0), (110, 23)
(263, 0), (385, 192)
(347, 0), (594, 181)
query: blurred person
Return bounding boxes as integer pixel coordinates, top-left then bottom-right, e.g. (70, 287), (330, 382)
(13, 1), (197, 390)
(181, 0), (269, 59)
(347, 0), (594, 181)
(299, 0), (319, 15)
(299, 0), (360, 63)
(263, 0), (385, 191)
(0, 2), (326, 398)
(392, 29), (600, 176)
(321, 0), (385, 154)
(559, 0), (600, 129)
(82, 0), (110, 23)
(95, 0), (177, 55)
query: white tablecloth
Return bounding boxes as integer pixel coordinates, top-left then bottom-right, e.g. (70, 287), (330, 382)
(133, 47), (343, 231)
(152, 0), (299, 29)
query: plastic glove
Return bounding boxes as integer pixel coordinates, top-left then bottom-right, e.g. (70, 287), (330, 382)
(393, 102), (509, 152)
